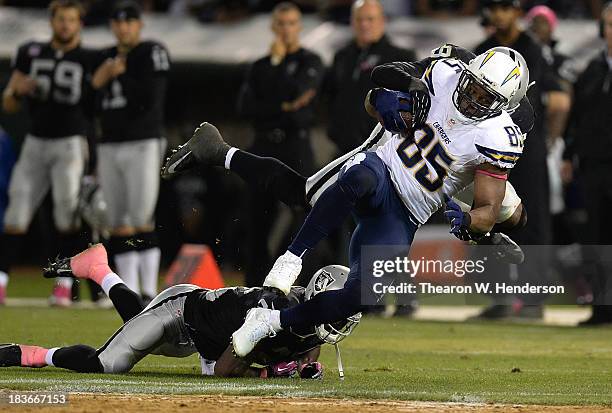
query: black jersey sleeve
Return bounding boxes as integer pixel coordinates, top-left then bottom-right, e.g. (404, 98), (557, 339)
(371, 44), (477, 91)
(394, 46), (417, 64)
(371, 60), (427, 90)
(293, 52), (324, 95)
(124, 42), (170, 114)
(184, 286), (293, 361)
(12, 42), (34, 73)
(184, 286), (320, 365)
(236, 59), (283, 119)
(511, 95), (535, 134)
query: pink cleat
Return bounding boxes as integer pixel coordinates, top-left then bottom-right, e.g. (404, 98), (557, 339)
(70, 244), (111, 283)
(0, 286), (6, 306)
(44, 244), (112, 285)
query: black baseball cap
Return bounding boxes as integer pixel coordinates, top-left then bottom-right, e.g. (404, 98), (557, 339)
(111, 0), (142, 21)
(482, 0), (521, 8)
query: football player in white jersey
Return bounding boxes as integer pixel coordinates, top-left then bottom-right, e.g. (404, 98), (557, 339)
(225, 47), (529, 358)
(162, 45), (530, 262)
(160, 45), (532, 356)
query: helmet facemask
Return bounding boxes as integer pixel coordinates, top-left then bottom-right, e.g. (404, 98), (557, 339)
(314, 313), (362, 345)
(304, 266), (362, 345)
(304, 265), (361, 379)
(453, 69), (509, 121)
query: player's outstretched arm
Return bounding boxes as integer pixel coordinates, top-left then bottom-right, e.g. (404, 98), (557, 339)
(214, 345), (313, 378)
(445, 163), (507, 240)
(214, 345), (261, 377)
(298, 346), (320, 365)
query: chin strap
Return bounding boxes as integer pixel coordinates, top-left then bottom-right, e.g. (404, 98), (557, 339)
(335, 343), (345, 380)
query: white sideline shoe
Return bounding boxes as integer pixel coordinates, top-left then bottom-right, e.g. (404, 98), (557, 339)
(232, 308), (278, 357)
(263, 251), (302, 295)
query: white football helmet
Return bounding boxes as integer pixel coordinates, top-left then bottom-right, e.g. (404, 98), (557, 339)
(304, 265), (361, 345)
(453, 48), (524, 121)
(488, 46), (530, 112)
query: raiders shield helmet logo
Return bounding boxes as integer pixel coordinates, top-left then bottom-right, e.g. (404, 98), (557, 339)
(313, 270), (335, 293)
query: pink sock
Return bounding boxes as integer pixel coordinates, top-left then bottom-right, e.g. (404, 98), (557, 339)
(19, 345), (49, 368)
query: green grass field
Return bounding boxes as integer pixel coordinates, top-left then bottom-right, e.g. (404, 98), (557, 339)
(1, 306), (611, 406)
(1, 271), (611, 407)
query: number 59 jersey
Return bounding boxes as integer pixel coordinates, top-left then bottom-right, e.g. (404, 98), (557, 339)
(11, 41), (98, 138)
(375, 58), (525, 224)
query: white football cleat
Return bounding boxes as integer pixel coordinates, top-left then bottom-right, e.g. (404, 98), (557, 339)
(263, 251), (302, 295)
(232, 307), (278, 358)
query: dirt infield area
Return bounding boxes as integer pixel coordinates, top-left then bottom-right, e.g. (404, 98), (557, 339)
(11, 394), (612, 413)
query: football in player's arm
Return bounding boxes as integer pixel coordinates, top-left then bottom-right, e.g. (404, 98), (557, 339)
(161, 44), (529, 259)
(364, 88), (511, 240)
(366, 44), (530, 241)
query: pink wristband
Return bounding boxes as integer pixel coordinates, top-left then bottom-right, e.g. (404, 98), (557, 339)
(476, 169), (507, 180)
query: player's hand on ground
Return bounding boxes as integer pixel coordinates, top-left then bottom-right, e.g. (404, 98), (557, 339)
(299, 361), (323, 379)
(264, 361), (298, 378)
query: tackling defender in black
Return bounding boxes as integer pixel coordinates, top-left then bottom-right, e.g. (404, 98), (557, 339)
(0, 244), (359, 378)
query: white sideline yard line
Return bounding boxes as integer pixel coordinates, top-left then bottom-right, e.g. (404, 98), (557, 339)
(0, 378), (605, 399)
(4, 298), (590, 326)
(4, 298), (106, 309)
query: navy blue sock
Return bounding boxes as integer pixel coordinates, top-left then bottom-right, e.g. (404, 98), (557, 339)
(280, 277), (362, 328)
(288, 164), (377, 257)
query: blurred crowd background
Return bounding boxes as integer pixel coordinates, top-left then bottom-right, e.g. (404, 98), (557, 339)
(0, 0), (611, 324)
(0, 0), (605, 21)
